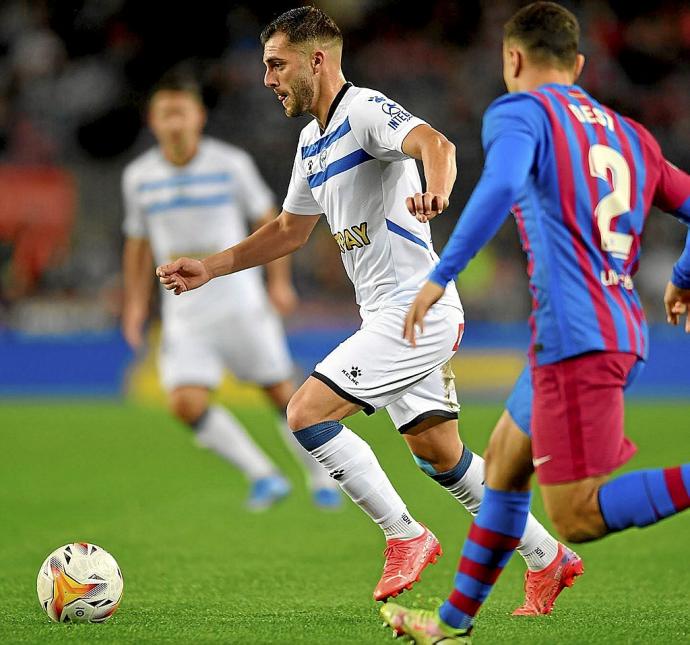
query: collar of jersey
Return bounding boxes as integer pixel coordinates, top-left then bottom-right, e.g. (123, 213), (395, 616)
(320, 81), (353, 134)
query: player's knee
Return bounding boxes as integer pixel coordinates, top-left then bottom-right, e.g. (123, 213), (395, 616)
(286, 392), (317, 431)
(547, 490), (606, 543)
(169, 394), (207, 426)
(550, 513), (598, 543)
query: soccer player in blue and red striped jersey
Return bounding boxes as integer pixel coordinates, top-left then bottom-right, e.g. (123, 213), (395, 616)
(381, 2), (690, 642)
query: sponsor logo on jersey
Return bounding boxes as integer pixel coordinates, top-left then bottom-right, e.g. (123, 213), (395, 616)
(600, 269), (634, 290)
(333, 222), (371, 253)
(367, 95), (413, 130)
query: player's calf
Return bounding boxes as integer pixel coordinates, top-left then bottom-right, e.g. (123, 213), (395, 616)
(542, 478), (609, 543)
(598, 465), (690, 533)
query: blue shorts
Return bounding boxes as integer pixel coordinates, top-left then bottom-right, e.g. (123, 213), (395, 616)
(505, 355), (645, 437)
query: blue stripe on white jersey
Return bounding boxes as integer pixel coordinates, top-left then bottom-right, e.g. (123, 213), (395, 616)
(385, 219), (428, 249)
(301, 119), (352, 159)
(145, 193), (233, 215)
(137, 172), (231, 192)
(307, 148), (374, 188)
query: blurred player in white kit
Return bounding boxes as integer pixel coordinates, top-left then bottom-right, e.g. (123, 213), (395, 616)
(121, 73), (341, 511)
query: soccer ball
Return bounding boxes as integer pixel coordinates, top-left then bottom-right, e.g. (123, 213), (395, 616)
(36, 542), (124, 623)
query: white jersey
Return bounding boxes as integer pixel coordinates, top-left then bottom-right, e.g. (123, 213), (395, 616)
(283, 83), (461, 315)
(122, 137), (274, 328)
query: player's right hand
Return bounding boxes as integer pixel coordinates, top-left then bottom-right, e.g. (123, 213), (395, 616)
(121, 307), (147, 350)
(664, 281), (690, 332)
(404, 280), (445, 346)
(156, 257), (211, 295)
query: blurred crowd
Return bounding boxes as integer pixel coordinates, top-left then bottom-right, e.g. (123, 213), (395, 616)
(1, 0), (689, 332)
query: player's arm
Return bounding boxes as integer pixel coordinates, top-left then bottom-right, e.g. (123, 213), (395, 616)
(401, 124), (456, 223)
(652, 154), (690, 331)
(122, 237), (154, 349)
(156, 210), (319, 296)
(253, 206), (298, 315)
(664, 228), (690, 332)
(404, 126), (536, 344)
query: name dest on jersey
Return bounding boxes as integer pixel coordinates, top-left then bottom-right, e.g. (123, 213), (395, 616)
(333, 222), (371, 253)
(567, 103), (614, 131)
(368, 95), (413, 130)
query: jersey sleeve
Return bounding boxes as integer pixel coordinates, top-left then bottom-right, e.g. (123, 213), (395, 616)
(656, 159), (690, 289)
(121, 166), (147, 239)
(653, 157), (690, 226)
(282, 145), (322, 215)
(642, 133), (690, 288)
(672, 230), (690, 289)
(233, 150), (276, 223)
(430, 97), (539, 286)
(348, 93), (427, 161)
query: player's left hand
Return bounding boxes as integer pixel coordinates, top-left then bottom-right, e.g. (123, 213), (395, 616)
(268, 281), (298, 316)
(405, 192), (448, 223)
(664, 281), (690, 332)
(403, 280), (445, 346)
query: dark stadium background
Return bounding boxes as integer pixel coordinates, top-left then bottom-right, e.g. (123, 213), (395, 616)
(1, 0), (688, 395)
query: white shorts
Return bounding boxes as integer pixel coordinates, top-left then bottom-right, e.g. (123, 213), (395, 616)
(159, 305), (294, 391)
(312, 304), (464, 432)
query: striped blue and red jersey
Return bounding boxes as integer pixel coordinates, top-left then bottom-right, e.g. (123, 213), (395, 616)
(431, 83), (690, 365)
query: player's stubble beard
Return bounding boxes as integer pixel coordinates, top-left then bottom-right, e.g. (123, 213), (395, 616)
(164, 130), (198, 166)
(284, 71), (314, 118)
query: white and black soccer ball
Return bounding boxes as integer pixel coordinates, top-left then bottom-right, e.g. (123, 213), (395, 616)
(36, 542), (124, 623)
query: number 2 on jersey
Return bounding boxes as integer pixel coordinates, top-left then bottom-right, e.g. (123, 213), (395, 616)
(588, 143), (634, 261)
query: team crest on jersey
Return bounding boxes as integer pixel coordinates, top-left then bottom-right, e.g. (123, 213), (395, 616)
(318, 149), (328, 171)
(333, 222), (371, 253)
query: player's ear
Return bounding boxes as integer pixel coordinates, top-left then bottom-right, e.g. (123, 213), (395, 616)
(573, 53), (585, 82)
(312, 50), (325, 74)
(510, 48), (522, 80)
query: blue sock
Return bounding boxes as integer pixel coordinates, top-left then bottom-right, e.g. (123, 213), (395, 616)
(414, 446), (474, 485)
(599, 465), (690, 532)
(439, 487), (531, 630)
(292, 420), (343, 451)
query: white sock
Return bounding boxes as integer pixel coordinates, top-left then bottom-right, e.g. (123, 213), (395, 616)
(516, 517), (560, 571)
(276, 416), (337, 491)
(438, 451), (559, 571)
(442, 451), (485, 515)
(310, 425), (424, 540)
(194, 405), (275, 481)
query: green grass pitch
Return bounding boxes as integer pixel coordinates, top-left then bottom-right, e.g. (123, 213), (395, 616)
(1, 400), (689, 644)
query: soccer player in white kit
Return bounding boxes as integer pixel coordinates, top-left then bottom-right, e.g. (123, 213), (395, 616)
(157, 9), (570, 609)
(122, 74), (341, 511)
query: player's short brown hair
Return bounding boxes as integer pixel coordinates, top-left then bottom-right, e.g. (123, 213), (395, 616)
(260, 6), (342, 48)
(149, 70), (203, 105)
(504, 2), (580, 70)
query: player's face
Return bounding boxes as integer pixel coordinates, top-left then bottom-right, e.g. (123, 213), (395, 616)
(263, 33), (315, 118)
(148, 91), (206, 151)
